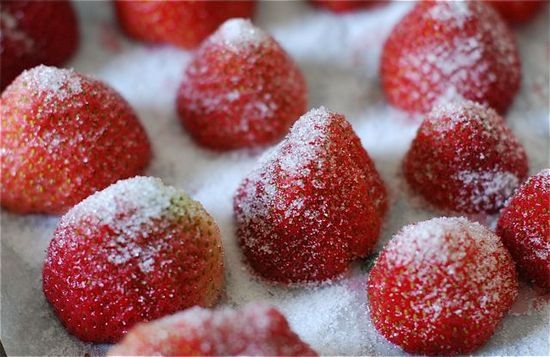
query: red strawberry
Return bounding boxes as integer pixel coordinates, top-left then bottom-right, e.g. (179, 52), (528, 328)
(108, 304), (317, 356)
(488, 1), (546, 24)
(114, 0), (256, 49)
(234, 107), (387, 284)
(496, 169), (550, 290)
(176, 19), (307, 150)
(381, 1), (521, 114)
(368, 217), (518, 355)
(1, 65), (152, 214)
(1, 0), (79, 90)
(403, 100), (528, 214)
(310, 0), (382, 13)
(42, 176), (225, 343)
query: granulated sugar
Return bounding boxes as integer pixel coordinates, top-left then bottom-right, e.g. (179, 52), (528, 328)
(1, 1), (548, 355)
(213, 18), (270, 50)
(18, 65), (83, 101)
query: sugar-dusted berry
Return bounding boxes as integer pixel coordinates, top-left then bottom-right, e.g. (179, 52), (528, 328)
(108, 304), (317, 356)
(1, 65), (151, 214)
(368, 217), (518, 355)
(42, 177), (224, 342)
(403, 100), (528, 214)
(381, 1), (521, 114)
(234, 107), (387, 284)
(497, 169), (550, 290)
(176, 19), (307, 150)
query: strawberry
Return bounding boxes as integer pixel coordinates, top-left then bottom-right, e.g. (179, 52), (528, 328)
(496, 169), (550, 290)
(310, 0), (382, 13)
(114, 0), (256, 49)
(1, 0), (79, 90)
(234, 107), (387, 284)
(403, 100), (528, 214)
(368, 217), (518, 355)
(487, 1), (546, 24)
(176, 18), (307, 150)
(108, 303), (317, 356)
(1, 66), (151, 215)
(42, 176), (225, 343)
(380, 1), (521, 114)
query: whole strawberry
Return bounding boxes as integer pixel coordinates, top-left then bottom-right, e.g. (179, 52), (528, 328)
(42, 177), (225, 343)
(403, 100), (528, 214)
(114, 0), (255, 49)
(381, 1), (521, 114)
(108, 304), (317, 356)
(176, 18), (307, 150)
(310, 0), (381, 13)
(496, 169), (550, 290)
(1, 65), (151, 214)
(234, 107), (387, 284)
(1, 0), (79, 90)
(487, 1), (546, 24)
(368, 217), (518, 355)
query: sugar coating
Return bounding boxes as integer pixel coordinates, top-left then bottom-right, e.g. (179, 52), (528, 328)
(19, 65), (82, 101)
(426, 1), (471, 27)
(64, 176), (177, 233)
(0, 65), (152, 214)
(382, 1), (520, 114)
(456, 170), (519, 209)
(236, 107), (333, 223)
(385, 217), (517, 309)
(404, 100), (528, 214)
(213, 18), (270, 50)
(428, 100), (527, 162)
(176, 17), (307, 150)
(235, 107), (386, 283)
(384, 217), (508, 277)
(428, 100), (490, 131)
(236, 108), (335, 251)
(255, 106), (331, 181)
(368, 217), (519, 354)
(108, 304), (317, 356)
(60, 176), (205, 270)
(496, 169), (550, 289)
(239, 107), (343, 222)
(43, 176), (224, 342)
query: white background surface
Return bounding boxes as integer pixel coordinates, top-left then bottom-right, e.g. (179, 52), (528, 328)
(1, 1), (549, 355)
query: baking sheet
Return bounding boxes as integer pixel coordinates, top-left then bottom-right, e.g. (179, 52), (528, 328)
(1, 1), (549, 355)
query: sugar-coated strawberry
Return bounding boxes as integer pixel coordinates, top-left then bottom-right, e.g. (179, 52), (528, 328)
(108, 304), (317, 356)
(496, 169), (550, 290)
(0, 65), (152, 215)
(368, 217), (518, 355)
(114, 0), (256, 49)
(488, 1), (546, 24)
(381, 1), (521, 114)
(176, 19), (307, 150)
(42, 177), (225, 343)
(310, 0), (381, 13)
(1, 0), (78, 90)
(403, 100), (528, 214)
(234, 107), (387, 284)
